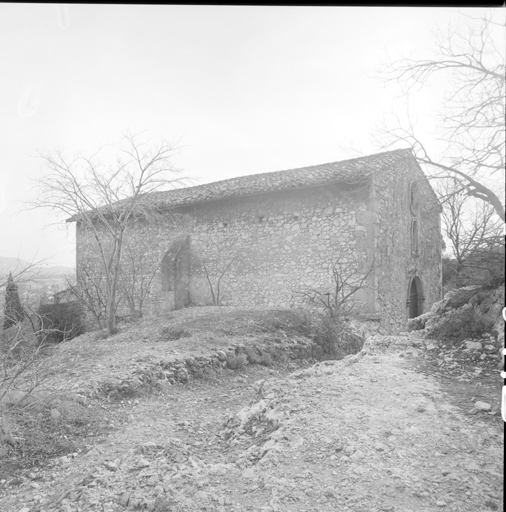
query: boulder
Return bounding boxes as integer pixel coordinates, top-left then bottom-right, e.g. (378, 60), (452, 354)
(465, 341), (483, 351)
(407, 312), (435, 331)
(474, 401), (492, 412)
(492, 314), (504, 350)
(430, 288), (481, 315)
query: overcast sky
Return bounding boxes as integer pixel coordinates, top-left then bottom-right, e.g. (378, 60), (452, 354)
(0, 5), (503, 268)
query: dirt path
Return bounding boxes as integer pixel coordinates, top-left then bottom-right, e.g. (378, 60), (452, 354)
(0, 333), (503, 512)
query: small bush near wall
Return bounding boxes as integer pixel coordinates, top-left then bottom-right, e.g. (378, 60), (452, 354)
(298, 313), (365, 360)
(37, 302), (86, 344)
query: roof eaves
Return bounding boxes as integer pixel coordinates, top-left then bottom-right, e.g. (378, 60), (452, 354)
(67, 149), (414, 222)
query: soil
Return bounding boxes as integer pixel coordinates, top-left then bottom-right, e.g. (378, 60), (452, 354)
(0, 308), (503, 512)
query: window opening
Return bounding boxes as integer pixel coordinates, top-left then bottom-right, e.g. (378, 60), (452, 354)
(409, 181), (420, 214)
(411, 219), (419, 256)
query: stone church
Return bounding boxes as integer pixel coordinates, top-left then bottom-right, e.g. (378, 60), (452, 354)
(74, 148), (442, 333)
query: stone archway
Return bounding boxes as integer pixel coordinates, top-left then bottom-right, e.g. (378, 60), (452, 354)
(160, 235), (190, 312)
(407, 275), (424, 318)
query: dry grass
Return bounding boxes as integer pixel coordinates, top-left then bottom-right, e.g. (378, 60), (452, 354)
(0, 395), (111, 479)
(38, 306), (365, 397)
(0, 306), (365, 479)
(157, 307), (317, 339)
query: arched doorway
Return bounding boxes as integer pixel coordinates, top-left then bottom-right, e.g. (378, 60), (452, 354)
(160, 235), (190, 312)
(407, 275), (424, 318)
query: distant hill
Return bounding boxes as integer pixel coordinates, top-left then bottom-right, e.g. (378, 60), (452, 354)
(0, 257), (74, 282)
(0, 256), (32, 271)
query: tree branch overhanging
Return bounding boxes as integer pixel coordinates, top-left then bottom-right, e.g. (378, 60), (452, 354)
(29, 133), (187, 336)
(376, 12), (505, 221)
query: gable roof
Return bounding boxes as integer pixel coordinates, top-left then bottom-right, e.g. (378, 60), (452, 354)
(68, 148), (424, 222)
(141, 148), (414, 211)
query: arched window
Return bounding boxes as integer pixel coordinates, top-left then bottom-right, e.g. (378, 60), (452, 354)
(409, 181), (420, 214)
(411, 219), (419, 256)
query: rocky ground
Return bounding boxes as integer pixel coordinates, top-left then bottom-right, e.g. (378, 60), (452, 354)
(0, 308), (503, 512)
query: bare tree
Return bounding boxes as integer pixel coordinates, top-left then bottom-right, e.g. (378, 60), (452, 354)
(1, 325), (50, 404)
(0, 257), (51, 290)
(0, 258), (52, 332)
(440, 182), (502, 268)
(377, 11), (505, 221)
(117, 240), (164, 318)
(203, 255), (238, 306)
(32, 133), (187, 336)
(0, 312), (63, 454)
(65, 262), (107, 329)
(294, 259), (377, 319)
(0, 266), (74, 451)
(437, 180), (503, 289)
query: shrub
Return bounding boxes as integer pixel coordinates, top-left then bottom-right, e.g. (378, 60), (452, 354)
(244, 345), (262, 365)
(442, 245), (504, 292)
(0, 396), (105, 475)
(0, 321), (41, 363)
(259, 352), (273, 367)
(161, 326), (192, 341)
(335, 330), (365, 358)
(3, 273), (24, 330)
(37, 301), (86, 344)
(226, 353), (248, 370)
(442, 256), (457, 289)
(192, 365), (218, 381)
(297, 313), (365, 360)
(298, 313), (338, 359)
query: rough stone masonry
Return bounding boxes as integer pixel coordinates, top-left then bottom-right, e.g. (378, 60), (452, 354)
(74, 149), (443, 333)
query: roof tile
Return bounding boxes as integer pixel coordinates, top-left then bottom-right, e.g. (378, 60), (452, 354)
(145, 148), (413, 209)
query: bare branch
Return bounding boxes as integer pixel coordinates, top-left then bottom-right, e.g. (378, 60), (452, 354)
(436, 180), (504, 289)
(376, 13), (505, 221)
(29, 133), (186, 335)
(294, 258), (378, 319)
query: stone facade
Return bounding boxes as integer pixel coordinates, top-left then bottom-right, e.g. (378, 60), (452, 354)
(74, 149), (442, 333)
(371, 154), (442, 331)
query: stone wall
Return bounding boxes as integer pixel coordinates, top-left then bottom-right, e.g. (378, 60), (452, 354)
(184, 183), (374, 312)
(76, 182), (377, 321)
(75, 161), (441, 333)
(372, 156), (442, 333)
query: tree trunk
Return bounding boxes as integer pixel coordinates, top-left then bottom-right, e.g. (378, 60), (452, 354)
(106, 293), (116, 336)
(106, 238), (124, 336)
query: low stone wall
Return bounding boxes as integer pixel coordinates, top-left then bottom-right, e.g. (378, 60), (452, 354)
(93, 335), (318, 401)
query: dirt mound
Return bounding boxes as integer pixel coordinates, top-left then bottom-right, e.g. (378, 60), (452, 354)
(0, 307), (364, 479)
(1, 308), (502, 512)
(0, 333), (502, 512)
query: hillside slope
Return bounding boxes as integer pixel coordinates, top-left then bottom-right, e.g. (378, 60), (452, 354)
(0, 307), (503, 512)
